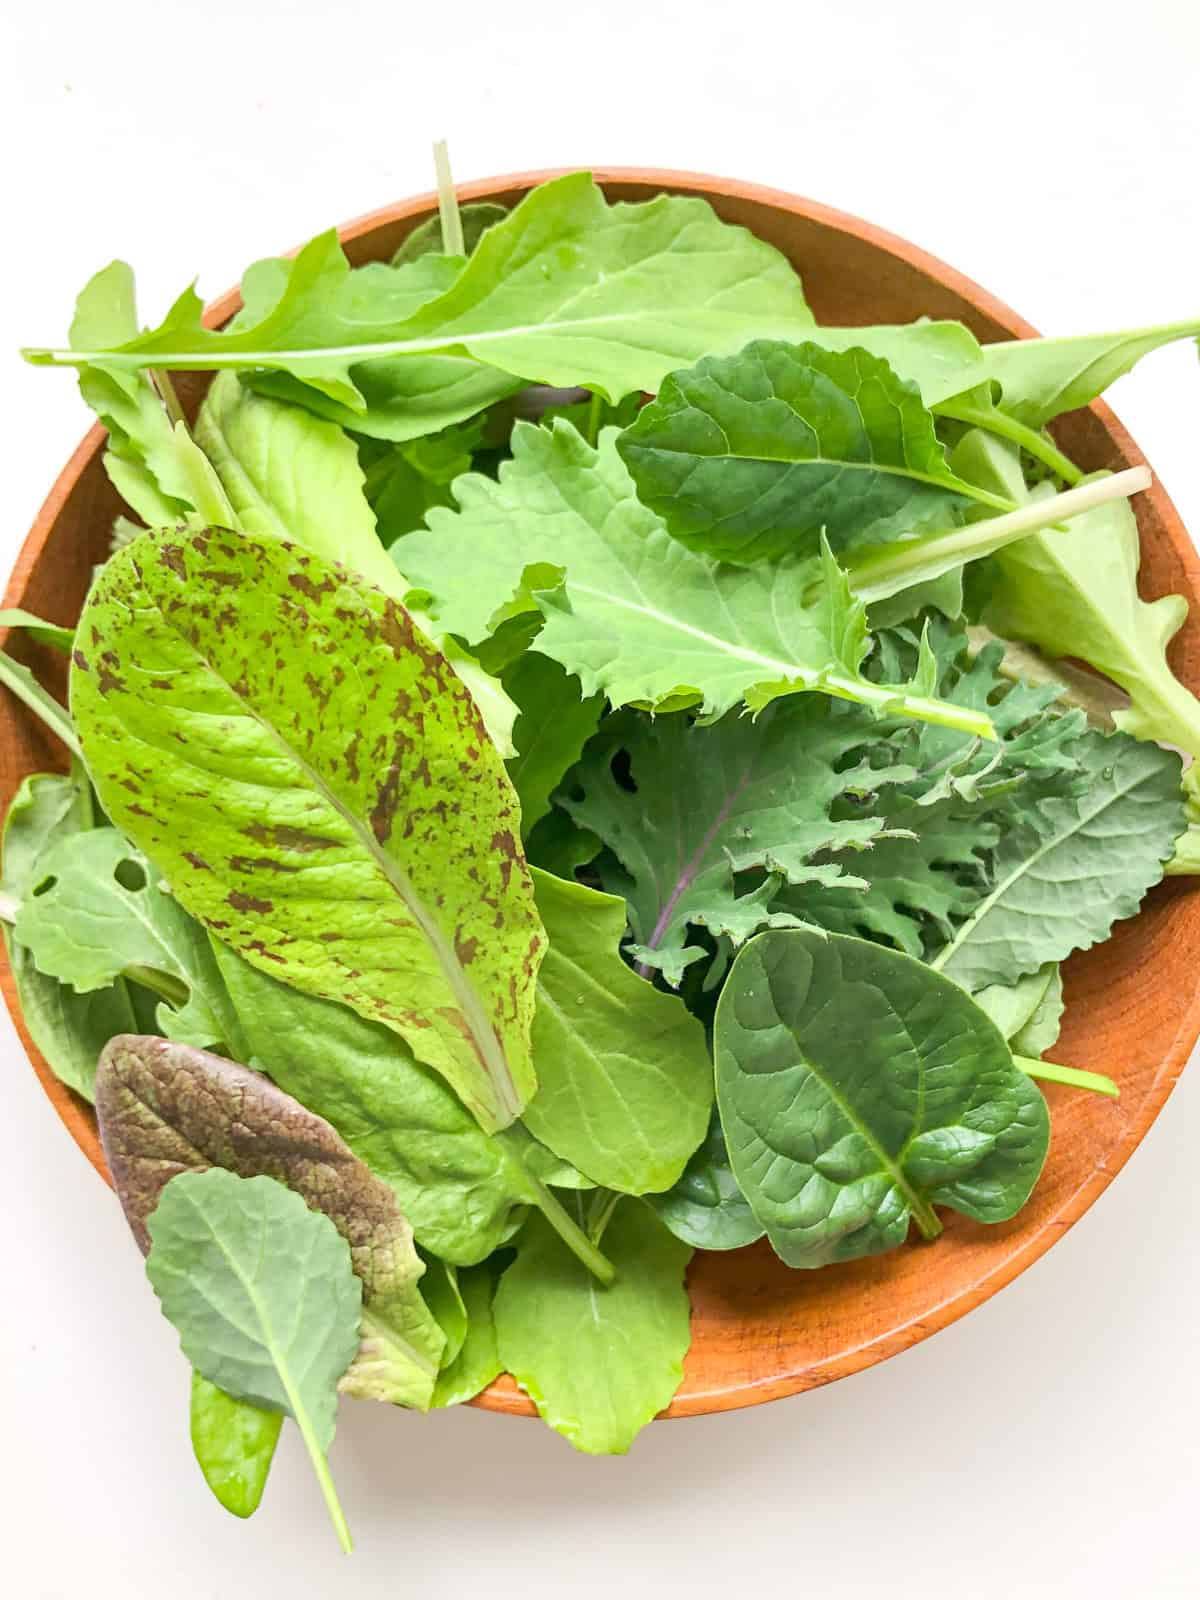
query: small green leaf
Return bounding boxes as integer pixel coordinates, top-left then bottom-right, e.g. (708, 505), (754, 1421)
(430, 1262), (504, 1408)
(189, 1373), (282, 1520)
(494, 1196), (692, 1453)
(649, 1109), (764, 1251)
(0, 609), (74, 652)
(618, 341), (986, 565)
(716, 929), (1050, 1268)
(974, 964), (1063, 1057)
(504, 655), (604, 837)
(145, 1169), (360, 1550)
(392, 202), (510, 265)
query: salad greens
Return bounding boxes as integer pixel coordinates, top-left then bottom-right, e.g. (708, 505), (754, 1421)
(6, 149), (1199, 1544)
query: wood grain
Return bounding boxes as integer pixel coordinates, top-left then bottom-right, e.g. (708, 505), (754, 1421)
(4, 168), (1198, 1425)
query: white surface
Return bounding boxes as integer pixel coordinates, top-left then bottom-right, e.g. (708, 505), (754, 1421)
(2, 2), (1199, 1594)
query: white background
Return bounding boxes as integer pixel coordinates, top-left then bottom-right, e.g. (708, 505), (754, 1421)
(2, 2), (1199, 1594)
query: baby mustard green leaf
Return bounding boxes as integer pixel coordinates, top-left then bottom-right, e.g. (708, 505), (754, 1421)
(617, 341), (990, 565)
(145, 1168), (360, 1551)
(494, 1195), (693, 1453)
(523, 869), (713, 1194)
(71, 527), (545, 1133)
(715, 929), (1050, 1268)
(189, 1373), (282, 1520)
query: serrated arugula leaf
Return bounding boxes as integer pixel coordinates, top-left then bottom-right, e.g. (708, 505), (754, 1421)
(145, 1168), (360, 1550)
(71, 527), (545, 1133)
(494, 1195), (692, 1453)
(12, 828), (242, 1050)
(617, 341), (990, 565)
(975, 317), (1200, 429)
(32, 175), (814, 412)
(716, 929), (1050, 1268)
(189, 1374), (282, 1520)
(97, 1035), (446, 1408)
(931, 731), (1183, 990)
(522, 869), (712, 1192)
(394, 421), (993, 734)
(0, 772), (140, 1099)
(504, 655), (604, 837)
(649, 1108), (764, 1251)
(560, 700), (914, 984)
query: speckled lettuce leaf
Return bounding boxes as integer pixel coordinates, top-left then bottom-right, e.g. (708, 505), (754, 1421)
(11, 827), (243, 1050)
(0, 772), (139, 1100)
(715, 929), (1050, 1269)
(494, 1195), (692, 1454)
(190, 1374), (282, 1520)
(930, 731), (1183, 992)
(145, 1168), (359, 1550)
(522, 869), (713, 1194)
(504, 655), (604, 838)
(430, 1262), (504, 1408)
(70, 526), (545, 1133)
(975, 318), (1200, 429)
(560, 700), (914, 984)
(649, 1107), (764, 1251)
(394, 422), (991, 733)
(35, 175), (813, 412)
(96, 1034), (445, 1408)
(616, 340), (979, 565)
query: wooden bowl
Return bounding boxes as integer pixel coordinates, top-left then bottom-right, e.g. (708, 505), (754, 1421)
(6, 169), (1200, 1424)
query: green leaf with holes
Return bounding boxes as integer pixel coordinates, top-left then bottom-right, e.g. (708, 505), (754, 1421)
(715, 928), (1050, 1269)
(70, 526), (545, 1133)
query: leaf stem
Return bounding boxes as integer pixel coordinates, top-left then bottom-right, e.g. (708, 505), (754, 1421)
(287, 1410), (353, 1554)
(499, 1129), (615, 1283)
(936, 399), (1084, 485)
(122, 963), (191, 1008)
(0, 648), (82, 758)
(1015, 1054), (1119, 1098)
(587, 1189), (621, 1245)
(151, 370), (187, 428)
(910, 1196), (943, 1241)
(584, 391), (603, 447)
(432, 140), (465, 258)
(845, 466), (1152, 605)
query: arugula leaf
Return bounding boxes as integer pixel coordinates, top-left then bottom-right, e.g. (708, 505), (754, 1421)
(71, 527), (545, 1133)
(146, 1168), (359, 1550)
(190, 1374), (282, 1520)
(561, 700), (916, 984)
(391, 201), (509, 264)
(649, 1108), (764, 1250)
(617, 341), (994, 564)
(97, 1034), (446, 1408)
(0, 773), (140, 1099)
(975, 317), (1200, 429)
(504, 655), (604, 837)
(12, 828), (242, 1050)
(494, 1195), (692, 1453)
(930, 731), (1183, 990)
(395, 421), (993, 735)
(522, 868), (713, 1193)
(31, 174), (814, 411)
(430, 1262), (503, 1408)
(716, 929), (1050, 1267)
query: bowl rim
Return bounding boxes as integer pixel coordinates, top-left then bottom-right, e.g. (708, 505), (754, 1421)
(6, 165), (1200, 1423)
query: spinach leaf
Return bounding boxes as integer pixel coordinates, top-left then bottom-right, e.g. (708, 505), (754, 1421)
(715, 929), (1050, 1268)
(190, 1374), (281, 1520)
(504, 655), (604, 837)
(974, 317), (1200, 429)
(974, 964), (1063, 1056)
(12, 828), (243, 1051)
(146, 1168), (359, 1551)
(649, 1108), (764, 1251)
(930, 731), (1183, 991)
(494, 1196), (692, 1453)
(617, 341), (992, 564)
(0, 773), (139, 1099)
(523, 869), (713, 1194)
(391, 201), (509, 265)
(561, 700), (916, 984)
(394, 422), (993, 736)
(96, 1034), (446, 1408)
(31, 175), (815, 411)
(430, 1262), (504, 1408)
(72, 527), (544, 1134)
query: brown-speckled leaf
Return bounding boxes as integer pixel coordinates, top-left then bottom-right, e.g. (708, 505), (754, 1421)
(70, 526), (544, 1132)
(95, 1033), (445, 1408)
